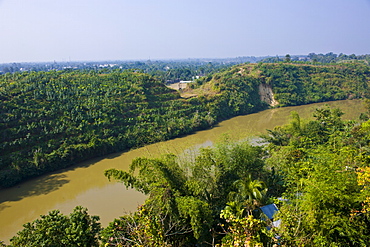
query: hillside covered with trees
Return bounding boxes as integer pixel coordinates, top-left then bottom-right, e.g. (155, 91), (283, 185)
(1, 61), (370, 188)
(192, 61), (370, 106)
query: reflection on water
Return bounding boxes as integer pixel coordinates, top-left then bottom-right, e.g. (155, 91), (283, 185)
(0, 100), (366, 242)
(0, 174), (69, 205)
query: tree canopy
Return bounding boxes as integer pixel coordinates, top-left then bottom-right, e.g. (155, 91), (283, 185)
(9, 206), (101, 247)
(263, 107), (370, 246)
(102, 141), (269, 246)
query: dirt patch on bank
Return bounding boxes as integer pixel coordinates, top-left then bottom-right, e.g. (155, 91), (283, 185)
(167, 82), (188, 90)
(259, 83), (279, 107)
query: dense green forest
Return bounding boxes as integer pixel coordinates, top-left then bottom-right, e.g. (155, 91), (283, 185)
(0, 70), (222, 187)
(1, 61), (370, 188)
(258, 62), (370, 105)
(6, 106), (370, 246)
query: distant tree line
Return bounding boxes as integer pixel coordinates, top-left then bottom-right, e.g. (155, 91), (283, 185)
(0, 57), (261, 79)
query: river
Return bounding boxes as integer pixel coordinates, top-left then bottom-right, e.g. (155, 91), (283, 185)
(0, 99), (366, 242)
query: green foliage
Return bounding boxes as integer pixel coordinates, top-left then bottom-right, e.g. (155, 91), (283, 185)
(104, 154), (213, 245)
(0, 70), (218, 187)
(205, 66), (266, 118)
(308, 52), (370, 64)
(101, 205), (175, 247)
(284, 54), (291, 62)
(102, 142), (267, 246)
(219, 213), (271, 247)
(227, 175), (267, 215)
(219, 174), (272, 246)
(264, 108), (370, 246)
(257, 62), (370, 106)
(9, 206), (101, 247)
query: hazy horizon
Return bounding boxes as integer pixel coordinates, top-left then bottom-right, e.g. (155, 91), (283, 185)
(0, 54), (308, 65)
(1, 0), (370, 63)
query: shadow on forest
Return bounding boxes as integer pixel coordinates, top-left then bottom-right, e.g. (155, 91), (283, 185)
(0, 149), (128, 211)
(0, 132), (217, 211)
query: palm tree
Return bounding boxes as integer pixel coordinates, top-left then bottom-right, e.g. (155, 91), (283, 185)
(227, 174), (267, 216)
(220, 175), (270, 246)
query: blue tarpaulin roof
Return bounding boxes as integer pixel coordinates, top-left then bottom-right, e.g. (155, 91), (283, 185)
(260, 204), (279, 220)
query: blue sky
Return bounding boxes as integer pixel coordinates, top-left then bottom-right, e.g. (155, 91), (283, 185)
(0, 0), (369, 63)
